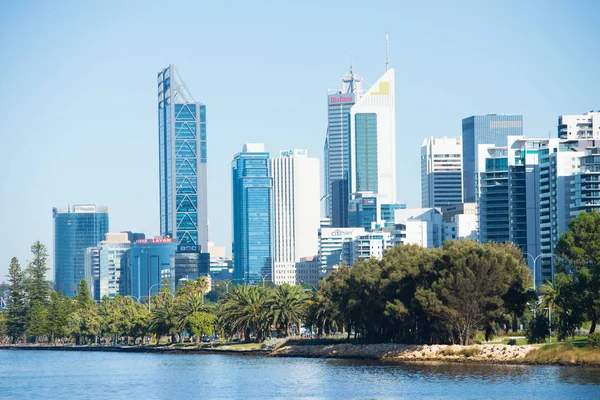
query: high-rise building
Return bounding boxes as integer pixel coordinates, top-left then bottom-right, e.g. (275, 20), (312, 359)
(121, 237), (176, 300)
(392, 208), (445, 248)
(462, 114), (523, 203)
(318, 227), (366, 274)
(324, 68), (364, 223)
(271, 149), (320, 285)
(157, 64), (208, 255)
(84, 247), (100, 301)
(98, 233), (131, 300)
(477, 144), (509, 244)
(349, 67), (396, 205)
(232, 144), (273, 285)
(421, 137), (463, 207)
(558, 111), (600, 140)
(53, 205), (109, 298)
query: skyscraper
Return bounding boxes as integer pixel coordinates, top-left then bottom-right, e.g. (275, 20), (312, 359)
(271, 149), (320, 285)
(157, 65), (208, 256)
(53, 205), (109, 298)
(462, 114), (523, 202)
(349, 67), (396, 205)
(324, 67), (364, 225)
(232, 144), (273, 285)
(97, 232), (131, 300)
(421, 137), (463, 207)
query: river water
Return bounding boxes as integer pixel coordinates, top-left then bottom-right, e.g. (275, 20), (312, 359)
(1, 350), (599, 399)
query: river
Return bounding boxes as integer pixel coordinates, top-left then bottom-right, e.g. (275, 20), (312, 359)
(1, 350), (599, 399)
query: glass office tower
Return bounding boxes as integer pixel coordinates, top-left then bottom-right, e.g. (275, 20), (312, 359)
(53, 205), (109, 298)
(462, 114), (523, 202)
(232, 144), (273, 285)
(324, 67), (364, 225)
(157, 65), (208, 254)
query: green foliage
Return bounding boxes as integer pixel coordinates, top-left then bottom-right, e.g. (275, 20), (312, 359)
(555, 209), (600, 334)
(587, 332), (600, 348)
(526, 314), (549, 344)
(25, 241), (50, 306)
(74, 280), (94, 309)
(5, 257), (27, 342)
(218, 285), (273, 342)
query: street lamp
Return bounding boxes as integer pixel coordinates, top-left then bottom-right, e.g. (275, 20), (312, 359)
(525, 253), (542, 291)
(258, 272), (272, 288)
(148, 283), (161, 312)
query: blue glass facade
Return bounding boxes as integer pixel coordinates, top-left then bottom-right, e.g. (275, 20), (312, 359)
(462, 114), (523, 202)
(348, 196), (378, 230)
(232, 150), (273, 285)
(331, 178), (349, 228)
(354, 113), (379, 193)
(479, 154), (509, 243)
(53, 206), (109, 298)
(122, 240), (176, 300)
(380, 203), (406, 225)
(158, 65), (208, 254)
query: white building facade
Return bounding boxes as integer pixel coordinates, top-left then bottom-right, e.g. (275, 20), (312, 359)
(349, 68), (396, 205)
(271, 150), (320, 285)
(558, 111), (600, 140)
(98, 232), (131, 299)
(421, 137), (463, 207)
(318, 227), (366, 275)
(392, 208), (444, 248)
(346, 232), (393, 266)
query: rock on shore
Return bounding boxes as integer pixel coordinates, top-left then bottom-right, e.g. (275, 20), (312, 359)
(271, 343), (536, 363)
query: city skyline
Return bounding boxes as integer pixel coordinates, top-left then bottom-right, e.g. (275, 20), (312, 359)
(1, 1), (600, 279)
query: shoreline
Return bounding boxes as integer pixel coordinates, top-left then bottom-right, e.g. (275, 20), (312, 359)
(0, 344), (270, 356)
(2, 342), (598, 367)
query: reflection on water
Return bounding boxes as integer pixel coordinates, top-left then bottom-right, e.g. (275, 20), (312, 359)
(0, 350), (599, 399)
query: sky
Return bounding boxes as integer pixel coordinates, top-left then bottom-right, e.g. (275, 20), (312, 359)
(0, 0), (599, 281)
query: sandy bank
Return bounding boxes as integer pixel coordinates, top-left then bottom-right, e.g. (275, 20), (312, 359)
(271, 343), (539, 364)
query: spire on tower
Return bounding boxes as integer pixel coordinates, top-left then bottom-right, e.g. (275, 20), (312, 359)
(385, 31), (389, 71)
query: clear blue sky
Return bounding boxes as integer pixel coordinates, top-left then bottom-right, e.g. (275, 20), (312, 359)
(1, 0), (598, 281)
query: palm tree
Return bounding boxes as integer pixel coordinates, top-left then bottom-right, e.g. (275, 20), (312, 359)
(218, 285), (272, 342)
(175, 293), (213, 343)
(269, 284), (309, 337)
(539, 281), (558, 316)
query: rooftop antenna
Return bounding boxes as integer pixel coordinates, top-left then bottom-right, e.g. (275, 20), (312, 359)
(350, 50), (354, 75)
(385, 31), (389, 71)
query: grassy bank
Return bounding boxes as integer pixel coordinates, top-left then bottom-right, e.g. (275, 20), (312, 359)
(524, 341), (600, 365)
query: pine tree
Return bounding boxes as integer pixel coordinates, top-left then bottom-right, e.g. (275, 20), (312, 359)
(26, 241), (50, 305)
(74, 279), (93, 309)
(5, 257), (27, 343)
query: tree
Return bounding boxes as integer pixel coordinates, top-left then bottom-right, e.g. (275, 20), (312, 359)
(26, 300), (48, 342)
(555, 209), (600, 333)
(74, 280), (94, 310)
(148, 291), (177, 344)
(26, 241), (50, 305)
(5, 257), (27, 343)
(218, 285), (272, 342)
(47, 292), (72, 343)
(415, 241), (528, 345)
(175, 293), (214, 343)
(269, 284), (308, 337)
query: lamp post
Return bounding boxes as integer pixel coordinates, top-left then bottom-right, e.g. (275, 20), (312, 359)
(148, 283), (161, 312)
(525, 253), (542, 291)
(258, 272), (272, 288)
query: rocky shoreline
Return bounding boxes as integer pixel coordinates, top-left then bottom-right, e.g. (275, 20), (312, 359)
(271, 343), (540, 364)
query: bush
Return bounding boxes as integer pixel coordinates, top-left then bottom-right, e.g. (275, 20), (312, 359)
(587, 332), (600, 348)
(458, 347), (481, 357)
(440, 348), (455, 356)
(526, 315), (549, 344)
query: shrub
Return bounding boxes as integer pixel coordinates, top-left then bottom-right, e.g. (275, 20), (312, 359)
(526, 315), (549, 344)
(458, 347), (481, 357)
(440, 348), (455, 356)
(587, 332), (600, 348)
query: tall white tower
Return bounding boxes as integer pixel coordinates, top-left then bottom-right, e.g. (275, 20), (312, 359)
(349, 68), (396, 204)
(271, 150), (320, 285)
